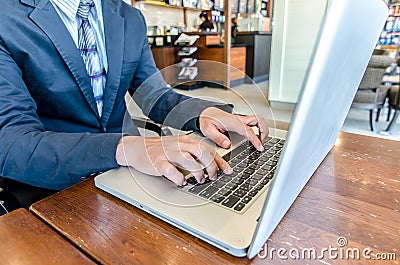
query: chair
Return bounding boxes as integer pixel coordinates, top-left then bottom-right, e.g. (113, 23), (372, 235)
(0, 178), (56, 215)
(132, 116), (172, 136)
(351, 53), (394, 132)
(385, 85), (400, 132)
(0, 117), (170, 215)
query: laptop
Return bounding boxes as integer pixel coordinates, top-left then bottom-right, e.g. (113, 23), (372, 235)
(95, 0), (388, 259)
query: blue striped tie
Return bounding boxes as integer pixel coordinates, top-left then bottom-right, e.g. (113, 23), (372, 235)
(77, 0), (105, 117)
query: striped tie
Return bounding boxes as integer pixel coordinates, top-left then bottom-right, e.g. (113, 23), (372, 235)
(77, 0), (105, 117)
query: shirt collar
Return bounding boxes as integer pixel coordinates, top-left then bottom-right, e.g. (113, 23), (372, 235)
(50, 0), (103, 21)
(50, 0), (79, 20)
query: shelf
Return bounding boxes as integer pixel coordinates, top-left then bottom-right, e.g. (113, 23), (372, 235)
(136, 0), (209, 11)
(177, 47), (198, 56)
(385, 30), (400, 33)
(380, 2), (400, 47)
(380, 45), (398, 50)
(184, 6), (209, 11)
(213, 6), (224, 12)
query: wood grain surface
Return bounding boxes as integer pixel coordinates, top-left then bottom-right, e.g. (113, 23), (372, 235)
(30, 132), (400, 264)
(0, 208), (95, 265)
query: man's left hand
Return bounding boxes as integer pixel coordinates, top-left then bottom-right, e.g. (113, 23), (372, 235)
(199, 107), (268, 151)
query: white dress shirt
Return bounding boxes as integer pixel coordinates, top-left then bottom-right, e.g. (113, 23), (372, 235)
(50, 0), (108, 72)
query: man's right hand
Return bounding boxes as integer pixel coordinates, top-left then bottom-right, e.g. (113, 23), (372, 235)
(115, 135), (233, 185)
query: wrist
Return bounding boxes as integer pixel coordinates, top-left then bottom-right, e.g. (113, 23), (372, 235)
(115, 137), (127, 166)
(199, 106), (220, 123)
(116, 136), (142, 166)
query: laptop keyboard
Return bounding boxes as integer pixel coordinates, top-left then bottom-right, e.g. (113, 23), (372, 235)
(182, 137), (284, 213)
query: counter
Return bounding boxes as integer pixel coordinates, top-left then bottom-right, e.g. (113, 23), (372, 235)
(234, 31), (272, 83)
(149, 31), (272, 87)
(193, 34), (247, 85)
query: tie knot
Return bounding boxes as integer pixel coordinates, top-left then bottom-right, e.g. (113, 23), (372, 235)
(77, 0), (94, 19)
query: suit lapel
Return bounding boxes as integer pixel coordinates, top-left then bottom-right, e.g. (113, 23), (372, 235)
(28, 0), (100, 120)
(101, 0), (124, 127)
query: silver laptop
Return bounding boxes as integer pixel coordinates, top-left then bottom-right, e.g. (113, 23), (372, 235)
(95, 0), (387, 259)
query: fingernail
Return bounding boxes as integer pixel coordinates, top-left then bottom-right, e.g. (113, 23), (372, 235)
(210, 175), (217, 180)
(182, 180), (187, 185)
(259, 144), (264, 151)
(224, 166), (233, 174)
(222, 140), (230, 148)
(199, 177), (205, 184)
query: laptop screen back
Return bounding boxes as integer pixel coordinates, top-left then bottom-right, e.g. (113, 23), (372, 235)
(248, 0), (388, 258)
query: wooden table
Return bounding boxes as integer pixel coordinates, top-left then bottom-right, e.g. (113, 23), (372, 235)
(0, 208), (95, 264)
(30, 132), (400, 264)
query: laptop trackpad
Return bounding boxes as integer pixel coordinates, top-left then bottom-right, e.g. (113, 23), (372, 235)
(129, 167), (209, 207)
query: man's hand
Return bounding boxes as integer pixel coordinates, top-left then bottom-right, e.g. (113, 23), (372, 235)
(115, 135), (233, 185)
(115, 107), (267, 186)
(199, 107), (268, 151)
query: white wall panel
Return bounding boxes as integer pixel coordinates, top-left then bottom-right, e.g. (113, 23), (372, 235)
(269, 0), (328, 104)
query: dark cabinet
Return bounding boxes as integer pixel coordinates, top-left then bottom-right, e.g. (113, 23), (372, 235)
(235, 32), (272, 83)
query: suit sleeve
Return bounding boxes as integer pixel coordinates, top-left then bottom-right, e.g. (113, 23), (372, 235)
(129, 11), (233, 131)
(0, 39), (121, 190)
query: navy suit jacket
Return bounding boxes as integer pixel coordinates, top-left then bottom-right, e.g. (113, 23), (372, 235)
(0, 0), (230, 189)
